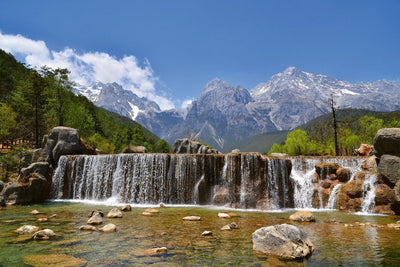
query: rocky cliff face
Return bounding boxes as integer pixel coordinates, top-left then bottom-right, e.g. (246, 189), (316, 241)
(75, 68), (400, 151)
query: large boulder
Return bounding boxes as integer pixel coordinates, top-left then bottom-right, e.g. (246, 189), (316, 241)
(0, 177), (49, 205)
(377, 155), (400, 186)
(252, 224), (315, 259)
(172, 138), (219, 154)
(373, 128), (400, 157)
(18, 162), (50, 183)
(42, 127), (83, 168)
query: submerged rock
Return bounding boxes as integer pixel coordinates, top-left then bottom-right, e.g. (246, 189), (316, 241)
(221, 222), (239, 231)
(182, 216), (201, 221)
(79, 225), (97, 231)
(252, 224), (315, 259)
(15, 225), (41, 235)
(289, 211), (315, 222)
(131, 247), (168, 256)
(32, 229), (56, 240)
(23, 254), (87, 267)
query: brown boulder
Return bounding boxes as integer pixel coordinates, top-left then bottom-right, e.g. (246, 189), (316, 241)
(336, 168), (351, 183)
(289, 210), (315, 222)
(374, 184), (395, 205)
(341, 179), (364, 198)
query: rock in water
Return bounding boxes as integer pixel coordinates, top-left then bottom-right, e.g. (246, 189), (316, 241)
(15, 225), (41, 235)
(107, 208), (123, 218)
(121, 205), (132, 211)
(87, 211), (103, 225)
(99, 223), (116, 233)
(79, 225), (97, 231)
(289, 211), (315, 222)
(252, 224), (315, 259)
(32, 229), (56, 240)
(23, 254), (87, 267)
(182, 216), (201, 221)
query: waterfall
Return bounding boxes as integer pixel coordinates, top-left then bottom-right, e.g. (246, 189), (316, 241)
(289, 156), (366, 210)
(51, 153), (294, 210)
(360, 173), (378, 213)
(51, 153), (372, 212)
(265, 158), (291, 209)
(326, 184), (342, 209)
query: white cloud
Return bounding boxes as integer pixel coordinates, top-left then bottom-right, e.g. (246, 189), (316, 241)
(0, 31), (174, 110)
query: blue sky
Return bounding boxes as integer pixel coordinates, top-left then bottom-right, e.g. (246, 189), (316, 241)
(0, 0), (399, 109)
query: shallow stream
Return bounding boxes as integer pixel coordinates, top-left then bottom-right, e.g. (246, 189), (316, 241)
(1, 202), (400, 266)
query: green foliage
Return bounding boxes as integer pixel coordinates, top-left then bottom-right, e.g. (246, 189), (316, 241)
(0, 144), (31, 182)
(155, 139), (172, 153)
(0, 103), (17, 140)
(268, 109), (400, 156)
(358, 115), (384, 144)
(0, 49), (171, 154)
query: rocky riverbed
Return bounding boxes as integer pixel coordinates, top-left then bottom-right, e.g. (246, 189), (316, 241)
(1, 202), (400, 266)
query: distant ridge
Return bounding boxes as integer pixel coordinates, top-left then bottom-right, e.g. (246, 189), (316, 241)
(75, 67), (400, 152)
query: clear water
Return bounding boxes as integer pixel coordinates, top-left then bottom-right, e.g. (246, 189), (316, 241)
(1, 202), (400, 266)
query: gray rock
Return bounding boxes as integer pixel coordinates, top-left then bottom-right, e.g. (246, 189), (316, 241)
(18, 162), (50, 183)
(378, 155), (400, 186)
(15, 225), (41, 234)
(42, 127), (82, 168)
(252, 223), (315, 259)
(172, 138), (219, 154)
(106, 208), (123, 218)
(32, 229), (56, 240)
(0, 177), (48, 205)
(373, 128), (400, 157)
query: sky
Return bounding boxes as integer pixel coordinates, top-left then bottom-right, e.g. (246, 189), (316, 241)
(0, 0), (399, 110)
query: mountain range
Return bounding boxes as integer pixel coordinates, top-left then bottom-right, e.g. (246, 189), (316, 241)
(74, 67), (400, 152)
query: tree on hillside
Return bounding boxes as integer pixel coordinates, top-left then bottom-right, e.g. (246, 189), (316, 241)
(41, 67), (73, 126)
(330, 94), (339, 156)
(11, 70), (47, 147)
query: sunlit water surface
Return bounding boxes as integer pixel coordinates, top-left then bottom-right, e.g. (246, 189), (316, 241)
(1, 201), (400, 266)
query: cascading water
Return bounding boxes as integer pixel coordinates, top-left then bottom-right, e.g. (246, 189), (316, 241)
(51, 153), (294, 209)
(326, 184), (342, 209)
(289, 156), (366, 210)
(360, 173), (378, 213)
(51, 153), (374, 212)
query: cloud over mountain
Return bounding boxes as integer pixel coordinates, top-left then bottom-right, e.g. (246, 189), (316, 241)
(0, 31), (174, 110)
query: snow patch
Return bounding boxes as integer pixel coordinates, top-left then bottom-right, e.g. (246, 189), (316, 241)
(128, 102), (140, 120)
